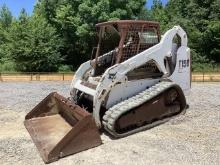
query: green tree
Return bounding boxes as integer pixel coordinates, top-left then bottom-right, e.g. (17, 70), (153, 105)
(0, 5), (13, 71)
(7, 10), (63, 72)
(200, 21), (220, 62)
(0, 4), (12, 29)
(149, 0), (220, 71)
(151, 0), (168, 31)
(1, 0), (219, 72)
(138, 7), (152, 20)
(35, 0), (146, 68)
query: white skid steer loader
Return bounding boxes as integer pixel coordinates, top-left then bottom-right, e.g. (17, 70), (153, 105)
(24, 20), (191, 163)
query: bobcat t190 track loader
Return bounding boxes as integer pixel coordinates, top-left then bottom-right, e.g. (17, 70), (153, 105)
(24, 20), (191, 163)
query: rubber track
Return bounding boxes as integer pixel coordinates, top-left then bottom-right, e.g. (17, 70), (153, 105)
(102, 81), (183, 138)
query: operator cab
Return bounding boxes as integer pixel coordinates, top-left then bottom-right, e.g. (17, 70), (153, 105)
(91, 20), (161, 77)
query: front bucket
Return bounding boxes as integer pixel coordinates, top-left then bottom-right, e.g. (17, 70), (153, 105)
(24, 92), (102, 163)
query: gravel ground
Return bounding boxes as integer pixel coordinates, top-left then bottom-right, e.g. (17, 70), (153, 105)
(0, 81), (219, 165)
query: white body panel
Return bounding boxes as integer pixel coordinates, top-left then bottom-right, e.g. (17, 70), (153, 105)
(70, 26), (191, 127)
(168, 47), (191, 92)
(74, 80), (96, 96)
(105, 79), (159, 109)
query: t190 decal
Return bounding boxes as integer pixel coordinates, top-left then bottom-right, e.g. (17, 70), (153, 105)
(179, 59), (190, 68)
(178, 59), (190, 73)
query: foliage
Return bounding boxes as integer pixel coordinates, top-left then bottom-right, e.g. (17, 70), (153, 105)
(0, 4), (12, 29)
(200, 21), (220, 62)
(34, 0), (146, 67)
(149, 0), (220, 71)
(0, 8), (63, 72)
(0, 59), (16, 72)
(58, 65), (72, 72)
(0, 5), (12, 69)
(0, 0), (219, 72)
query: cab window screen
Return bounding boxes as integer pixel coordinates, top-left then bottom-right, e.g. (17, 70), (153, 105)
(139, 30), (158, 44)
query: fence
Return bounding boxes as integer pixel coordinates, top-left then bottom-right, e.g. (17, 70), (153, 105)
(0, 72), (220, 82)
(192, 72), (220, 82)
(0, 72), (74, 81)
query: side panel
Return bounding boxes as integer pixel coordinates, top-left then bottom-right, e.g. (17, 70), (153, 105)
(70, 61), (92, 92)
(168, 46), (191, 93)
(105, 79), (159, 109)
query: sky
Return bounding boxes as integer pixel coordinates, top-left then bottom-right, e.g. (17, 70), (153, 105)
(0, 0), (35, 17)
(0, 0), (168, 17)
(145, 0), (168, 9)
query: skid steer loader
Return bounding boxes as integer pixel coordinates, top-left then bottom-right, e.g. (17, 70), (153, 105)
(24, 20), (191, 163)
